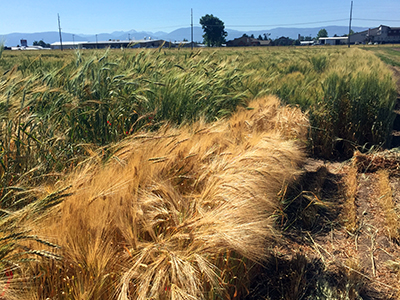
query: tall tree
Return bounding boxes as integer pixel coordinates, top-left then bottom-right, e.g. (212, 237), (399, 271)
(317, 29), (328, 39)
(200, 14), (227, 47)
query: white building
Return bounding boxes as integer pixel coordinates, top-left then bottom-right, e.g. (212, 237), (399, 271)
(300, 41), (315, 46)
(318, 36), (348, 45)
(11, 46), (50, 51)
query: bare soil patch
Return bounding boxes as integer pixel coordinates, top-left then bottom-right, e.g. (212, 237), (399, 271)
(246, 155), (400, 299)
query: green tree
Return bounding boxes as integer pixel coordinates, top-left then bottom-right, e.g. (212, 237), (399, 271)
(317, 29), (328, 39)
(200, 14), (227, 47)
(343, 30), (355, 37)
(33, 40), (51, 48)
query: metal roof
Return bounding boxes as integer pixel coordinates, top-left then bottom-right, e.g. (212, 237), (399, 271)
(51, 39), (165, 46)
(319, 37), (348, 40)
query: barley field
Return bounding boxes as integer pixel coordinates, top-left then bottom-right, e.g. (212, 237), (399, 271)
(0, 45), (398, 299)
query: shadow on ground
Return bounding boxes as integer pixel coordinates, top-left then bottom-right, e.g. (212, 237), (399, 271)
(245, 253), (389, 300)
(281, 165), (343, 236)
(244, 165), (394, 300)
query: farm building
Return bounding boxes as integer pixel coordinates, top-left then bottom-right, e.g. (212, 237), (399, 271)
(314, 25), (400, 46)
(351, 25), (400, 44)
(226, 36), (271, 47)
(300, 41), (315, 46)
(50, 41), (82, 50)
(318, 36), (348, 45)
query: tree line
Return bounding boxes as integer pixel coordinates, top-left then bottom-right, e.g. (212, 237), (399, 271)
(200, 14), (346, 47)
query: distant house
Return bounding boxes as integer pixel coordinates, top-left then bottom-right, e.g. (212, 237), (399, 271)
(226, 36), (271, 47)
(351, 25), (400, 44)
(258, 40), (272, 46)
(316, 25), (400, 45)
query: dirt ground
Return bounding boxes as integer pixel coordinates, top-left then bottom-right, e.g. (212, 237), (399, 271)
(245, 155), (400, 299)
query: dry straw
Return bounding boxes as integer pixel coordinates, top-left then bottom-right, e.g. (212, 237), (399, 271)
(22, 96), (308, 299)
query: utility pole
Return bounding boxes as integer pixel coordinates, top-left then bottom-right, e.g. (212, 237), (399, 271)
(72, 34), (75, 49)
(96, 34), (98, 49)
(348, 1), (353, 48)
(191, 9), (194, 50)
(58, 13), (63, 51)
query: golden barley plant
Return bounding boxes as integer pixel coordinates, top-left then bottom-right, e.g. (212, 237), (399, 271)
(6, 96), (309, 300)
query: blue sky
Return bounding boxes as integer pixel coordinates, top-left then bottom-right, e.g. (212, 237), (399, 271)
(1, 0), (400, 34)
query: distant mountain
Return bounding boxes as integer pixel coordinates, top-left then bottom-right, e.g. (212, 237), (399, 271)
(1, 30), (163, 47)
(1, 26), (369, 47)
(155, 27), (203, 42)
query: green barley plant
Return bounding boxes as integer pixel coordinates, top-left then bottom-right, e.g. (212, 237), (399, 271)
(311, 60), (396, 158)
(0, 47), (396, 194)
(0, 42), (4, 59)
(0, 47), (395, 220)
(310, 53), (328, 73)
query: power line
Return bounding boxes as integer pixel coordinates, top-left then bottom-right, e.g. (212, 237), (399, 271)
(186, 17), (400, 29)
(353, 18), (400, 22)
(141, 18), (352, 31)
(204, 19), (350, 28)
(56, 18), (400, 37)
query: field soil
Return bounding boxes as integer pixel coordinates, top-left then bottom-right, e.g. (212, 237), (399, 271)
(246, 155), (400, 299)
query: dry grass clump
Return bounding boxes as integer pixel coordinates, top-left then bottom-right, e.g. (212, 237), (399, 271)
(353, 150), (400, 174)
(229, 96), (308, 142)
(19, 96), (307, 299)
(377, 169), (400, 242)
(342, 160), (359, 233)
